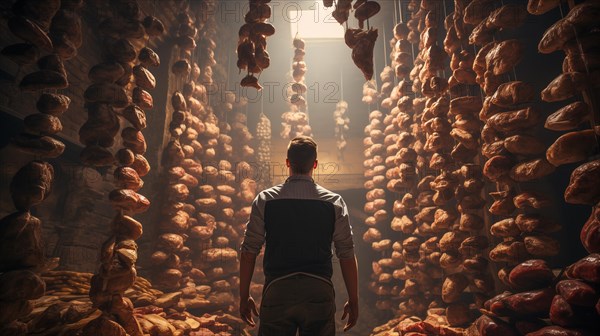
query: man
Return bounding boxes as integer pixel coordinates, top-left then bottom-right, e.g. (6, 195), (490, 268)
(239, 136), (359, 335)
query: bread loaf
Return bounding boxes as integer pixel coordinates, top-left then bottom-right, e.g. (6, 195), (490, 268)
(138, 47), (160, 68)
(109, 189), (150, 214)
(546, 129), (597, 166)
(504, 135), (545, 156)
(485, 39), (523, 75)
(528, 0), (561, 15)
(491, 81), (535, 107)
(483, 155), (512, 181)
(114, 166), (143, 191)
(121, 127), (147, 154)
(130, 154), (150, 177)
(541, 72), (588, 102)
(132, 87), (153, 110)
(19, 70), (68, 92)
(1, 43), (39, 65)
(84, 83), (129, 107)
(37, 54), (66, 75)
(9, 161), (54, 210)
(510, 158), (555, 182)
(36, 93), (70, 116)
(112, 214), (143, 241)
(122, 105), (147, 130)
(487, 107), (540, 132)
(8, 16), (53, 52)
(545, 101), (590, 131)
(513, 191), (552, 209)
(12, 134), (65, 158)
(581, 205), (600, 253)
(524, 235), (560, 257)
(24, 113), (62, 135)
(565, 160), (600, 205)
(0, 212), (43, 271)
(88, 62), (125, 83)
(133, 65), (156, 90)
(142, 16), (165, 37)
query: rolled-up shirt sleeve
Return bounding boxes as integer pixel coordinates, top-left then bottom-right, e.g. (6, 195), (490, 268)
(240, 194), (266, 254)
(332, 196), (355, 259)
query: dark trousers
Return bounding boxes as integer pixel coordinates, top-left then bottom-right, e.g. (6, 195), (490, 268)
(258, 274), (336, 336)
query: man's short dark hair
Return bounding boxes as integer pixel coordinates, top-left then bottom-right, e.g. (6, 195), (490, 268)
(287, 136), (317, 174)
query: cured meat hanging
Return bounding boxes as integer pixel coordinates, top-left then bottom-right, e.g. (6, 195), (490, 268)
(1, 0), (599, 335)
(464, 1), (563, 332)
(237, 0), (275, 90)
(81, 0), (160, 334)
(0, 0), (82, 333)
(0, 1), (253, 335)
(363, 79), (379, 105)
(350, 27), (379, 81)
(335, 1), (381, 80)
(256, 112), (272, 190)
(154, 0), (239, 322)
(152, 1), (261, 333)
(281, 36), (312, 140)
(367, 0), (598, 334)
(524, 2), (600, 333)
(362, 12), (403, 314)
(334, 100), (350, 159)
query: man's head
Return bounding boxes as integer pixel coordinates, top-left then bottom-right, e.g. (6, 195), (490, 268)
(286, 136), (318, 175)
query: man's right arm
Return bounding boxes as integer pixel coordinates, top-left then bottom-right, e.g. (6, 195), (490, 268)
(339, 256), (358, 302)
(332, 197), (359, 331)
(339, 256), (359, 331)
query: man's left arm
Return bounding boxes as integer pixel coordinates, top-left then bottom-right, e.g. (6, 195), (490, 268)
(239, 197), (265, 326)
(239, 251), (259, 326)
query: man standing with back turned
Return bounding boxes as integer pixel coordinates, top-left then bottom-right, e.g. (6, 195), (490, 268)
(239, 136), (359, 335)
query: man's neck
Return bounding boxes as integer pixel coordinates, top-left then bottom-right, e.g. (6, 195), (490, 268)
(289, 173), (312, 177)
(288, 168), (313, 178)
(287, 171), (314, 182)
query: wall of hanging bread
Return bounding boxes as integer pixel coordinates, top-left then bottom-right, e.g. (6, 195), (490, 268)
(366, 0), (600, 335)
(0, 0), (598, 335)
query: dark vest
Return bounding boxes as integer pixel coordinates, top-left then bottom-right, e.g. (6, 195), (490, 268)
(263, 198), (336, 285)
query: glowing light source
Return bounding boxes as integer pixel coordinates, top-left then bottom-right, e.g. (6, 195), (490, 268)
(289, 3), (344, 39)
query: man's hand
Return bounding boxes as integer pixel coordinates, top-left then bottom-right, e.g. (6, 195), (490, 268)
(341, 300), (358, 331)
(239, 296), (259, 327)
